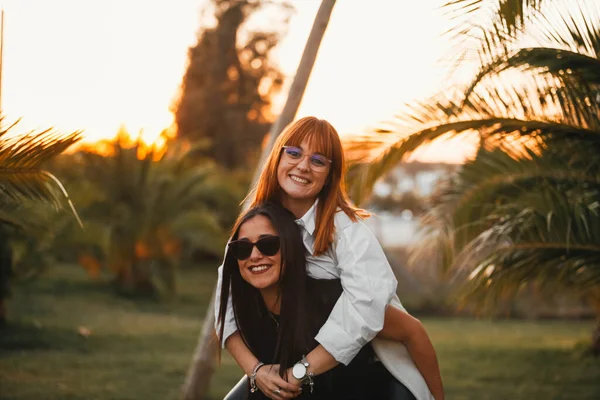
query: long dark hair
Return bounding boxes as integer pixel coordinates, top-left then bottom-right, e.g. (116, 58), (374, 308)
(217, 202), (312, 375)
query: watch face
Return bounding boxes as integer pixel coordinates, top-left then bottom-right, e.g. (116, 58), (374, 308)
(292, 363), (307, 379)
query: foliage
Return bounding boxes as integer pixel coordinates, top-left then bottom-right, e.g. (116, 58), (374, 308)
(0, 120), (81, 325)
(173, 0), (291, 170)
(52, 131), (245, 298)
(347, 0), (600, 338)
(0, 120), (82, 227)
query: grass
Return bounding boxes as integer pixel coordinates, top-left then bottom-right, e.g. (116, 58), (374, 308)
(1, 264), (599, 400)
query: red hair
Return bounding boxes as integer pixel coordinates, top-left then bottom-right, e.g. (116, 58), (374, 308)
(245, 116), (368, 256)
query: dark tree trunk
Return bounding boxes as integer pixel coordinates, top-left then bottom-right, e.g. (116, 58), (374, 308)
(0, 228), (13, 328)
(592, 317), (600, 356)
(0, 299), (7, 328)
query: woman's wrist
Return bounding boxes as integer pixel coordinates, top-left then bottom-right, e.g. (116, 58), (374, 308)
(249, 361), (266, 393)
(285, 367), (302, 387)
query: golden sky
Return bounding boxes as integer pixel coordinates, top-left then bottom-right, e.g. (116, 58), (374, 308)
(1, 0), (475, 162)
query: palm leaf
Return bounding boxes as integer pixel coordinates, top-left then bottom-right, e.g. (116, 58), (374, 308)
(409, 138), (599, 269)
(463, 48), (600, 101)
(443, 0), (545, 36)
(460, 185), (600, 305)
(460, 2), (600, 98)
(347, 113), (599, 205)
(442, 0), (547, 72)
(0, 123), (82, 227)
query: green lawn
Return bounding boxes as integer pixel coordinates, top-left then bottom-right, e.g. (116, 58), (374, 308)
(1, 265), (598, 400)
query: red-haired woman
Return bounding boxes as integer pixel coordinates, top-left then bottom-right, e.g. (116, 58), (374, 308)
(216, 117), (444, 400)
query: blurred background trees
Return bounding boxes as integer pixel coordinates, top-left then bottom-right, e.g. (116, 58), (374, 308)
(50, 131), (244, 299)
(2, 0), (289, 311)
(172, 0), (290, 170)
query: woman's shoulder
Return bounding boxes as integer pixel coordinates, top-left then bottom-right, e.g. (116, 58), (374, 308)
(333, 208), (372, 236)
(331, 209), (382, 257)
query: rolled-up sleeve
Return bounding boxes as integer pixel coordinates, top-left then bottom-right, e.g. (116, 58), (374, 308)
(214, 263), (238, 347)
(314, 220), (398, 365)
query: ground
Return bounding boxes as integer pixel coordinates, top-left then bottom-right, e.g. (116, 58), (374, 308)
(1, 264), (598, 400)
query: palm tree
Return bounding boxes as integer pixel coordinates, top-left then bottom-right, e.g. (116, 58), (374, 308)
(0, 120), (81, 325)
(67, 131), (242, 298)
(347, 0), (600, 353)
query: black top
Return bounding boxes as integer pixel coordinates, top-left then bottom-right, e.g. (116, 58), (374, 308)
(246, 279), (393, 400)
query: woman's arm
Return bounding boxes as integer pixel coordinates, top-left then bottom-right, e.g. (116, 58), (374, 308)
(285, 344), (339, 385)
(225, 332), (301, 399)
(215, 264), (238, 346)
(311, 218), (398, 366)
(378, 306), (445, 400)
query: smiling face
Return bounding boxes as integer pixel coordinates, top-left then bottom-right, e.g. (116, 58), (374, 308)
(236, 215), (282, 297)
(277, 139), (331, 217)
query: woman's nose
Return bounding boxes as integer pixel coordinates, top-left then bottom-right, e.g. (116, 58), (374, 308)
(295, 155), (311, 171)
(249, 245), (263, 260)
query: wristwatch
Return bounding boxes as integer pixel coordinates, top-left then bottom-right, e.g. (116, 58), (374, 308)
(292, 355), (314, 393)
(292, 355), (309, 381)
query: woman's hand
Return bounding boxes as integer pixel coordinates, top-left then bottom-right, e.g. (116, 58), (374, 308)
(255, 364), (302, 399)
(284, 367), (302, 387)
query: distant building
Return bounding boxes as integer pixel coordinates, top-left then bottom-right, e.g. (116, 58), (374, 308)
(372, 162), (453, 198)
(366, 162), (455, 248)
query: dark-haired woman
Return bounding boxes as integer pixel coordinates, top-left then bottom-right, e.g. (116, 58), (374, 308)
(218, 202), (409, 399)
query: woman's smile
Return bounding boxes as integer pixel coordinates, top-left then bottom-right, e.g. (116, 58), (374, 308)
(248, 264), (273, 274)
(288, 174), (311, 185)
(236, 215), (282, 293)
(277, 139), (330, 217)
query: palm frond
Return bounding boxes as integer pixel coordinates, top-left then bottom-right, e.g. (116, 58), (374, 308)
(463, 48), (600, 102)
(444, 0), (545, 36)
(532, 2), (600, 59)
(459, 185), (600, 304)
(442, 0), (548, 70)
(347, 110), (599, 205)
(0, 123), (82, 226)
(409, 138), (600, 270)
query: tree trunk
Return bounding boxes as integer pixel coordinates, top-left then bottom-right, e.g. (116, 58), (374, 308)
(0, 231), (12, 328)
(589, 294), (600, 356)
(182, 288), (218, 400)
(248, 0), (338, 190)
(592, 317), (600, 356)
(0, 298), (7, 328)
(181, 1), (337, 398)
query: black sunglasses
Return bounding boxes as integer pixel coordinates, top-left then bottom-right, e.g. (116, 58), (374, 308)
(228, 235), (281, 261)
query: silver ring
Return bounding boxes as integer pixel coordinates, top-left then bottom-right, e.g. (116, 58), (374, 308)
(272, 388), (281, 395)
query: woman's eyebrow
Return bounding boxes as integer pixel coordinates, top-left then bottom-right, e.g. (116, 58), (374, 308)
(258, 234), (275, 238)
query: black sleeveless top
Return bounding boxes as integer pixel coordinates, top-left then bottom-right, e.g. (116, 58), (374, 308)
(247, 279), (382, 400)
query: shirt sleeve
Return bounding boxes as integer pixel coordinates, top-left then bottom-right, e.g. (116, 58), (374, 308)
(314, 219), (398, 365)
(214, 262), (238, 348)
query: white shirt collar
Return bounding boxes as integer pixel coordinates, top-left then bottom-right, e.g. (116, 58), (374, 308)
(296, 199), (318, 236)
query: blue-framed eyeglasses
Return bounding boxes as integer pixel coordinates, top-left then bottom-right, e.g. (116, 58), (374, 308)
(281, 146), (332, 171)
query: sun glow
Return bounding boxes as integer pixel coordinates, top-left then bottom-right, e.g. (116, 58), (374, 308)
(1, 0), (473, 162)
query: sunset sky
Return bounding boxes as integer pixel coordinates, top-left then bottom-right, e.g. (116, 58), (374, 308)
(1, 0), (476, 162)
